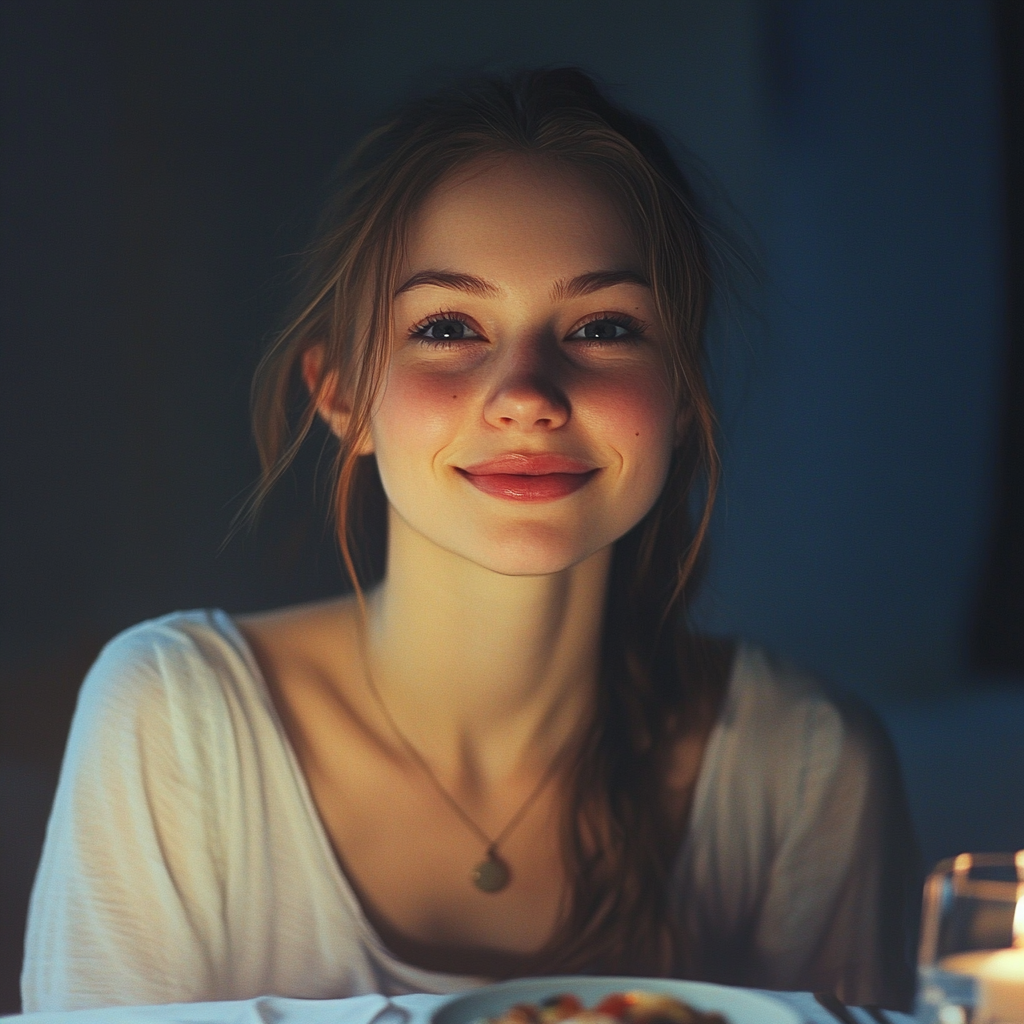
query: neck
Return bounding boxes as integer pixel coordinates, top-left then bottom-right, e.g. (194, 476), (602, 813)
(362, 507), (611, 787)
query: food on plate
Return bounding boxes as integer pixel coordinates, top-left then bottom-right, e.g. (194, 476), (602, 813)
(488, 991), (728, 1024)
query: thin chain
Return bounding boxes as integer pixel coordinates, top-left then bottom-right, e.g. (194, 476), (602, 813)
(360, 634), (569, 856)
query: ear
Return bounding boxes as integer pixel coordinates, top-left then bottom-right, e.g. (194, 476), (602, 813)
(301, 345), (374, 455)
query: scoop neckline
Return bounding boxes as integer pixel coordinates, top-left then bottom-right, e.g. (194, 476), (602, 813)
(211, 607), (739, 989)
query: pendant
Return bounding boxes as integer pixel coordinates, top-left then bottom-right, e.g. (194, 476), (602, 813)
(472, 849), (510, 893)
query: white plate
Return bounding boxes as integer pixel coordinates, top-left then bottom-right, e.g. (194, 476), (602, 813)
(430, 976), (801, 1024)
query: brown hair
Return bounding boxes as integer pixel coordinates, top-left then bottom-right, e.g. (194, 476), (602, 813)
(251, 67), (723, 975)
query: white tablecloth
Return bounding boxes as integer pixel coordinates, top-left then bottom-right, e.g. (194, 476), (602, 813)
(1, 991), (915, 1024)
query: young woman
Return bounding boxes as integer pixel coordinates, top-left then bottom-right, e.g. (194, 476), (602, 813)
(22, 68), (917, 1012)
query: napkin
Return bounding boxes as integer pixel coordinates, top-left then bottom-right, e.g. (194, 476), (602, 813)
(6, 993), (397, 1024)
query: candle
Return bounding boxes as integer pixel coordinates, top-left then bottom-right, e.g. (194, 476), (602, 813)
(938, 892), (1024, 1023)
(940, 948), (1024, 1023)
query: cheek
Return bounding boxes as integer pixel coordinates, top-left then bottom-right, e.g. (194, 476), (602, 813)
(371, 366), (468, 462)
(580, 371), (677, 467)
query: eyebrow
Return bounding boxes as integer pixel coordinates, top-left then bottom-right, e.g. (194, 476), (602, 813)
(394, 268), (650, 301)
(395, 270), (499, 297)
(550, 269), (650, 301)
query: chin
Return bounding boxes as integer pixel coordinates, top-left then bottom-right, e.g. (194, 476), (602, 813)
(454, 523), (606, 578)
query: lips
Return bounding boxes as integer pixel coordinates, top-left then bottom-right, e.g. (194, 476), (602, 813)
(457, 452), (599, 501)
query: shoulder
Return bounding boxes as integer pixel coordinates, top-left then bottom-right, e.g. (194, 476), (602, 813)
(699, 644), (899, 836)
(79, 609), (249, 709)
(69, 609), (263, 770)
(722, 644), (887, 767)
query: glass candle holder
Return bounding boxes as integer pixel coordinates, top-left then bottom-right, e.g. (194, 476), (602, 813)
(916, 852), (1024, 1024)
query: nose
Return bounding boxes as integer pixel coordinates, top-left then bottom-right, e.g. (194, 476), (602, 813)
(482, 342), (570, 432)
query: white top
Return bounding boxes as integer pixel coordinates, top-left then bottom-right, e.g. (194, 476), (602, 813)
(21, 611), (914, 1012)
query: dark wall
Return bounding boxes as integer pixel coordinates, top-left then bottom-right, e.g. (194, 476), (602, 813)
(0, 0), (1017, 1013)
(973, 0), (1024, 673)
(696, 0), (1005, 696)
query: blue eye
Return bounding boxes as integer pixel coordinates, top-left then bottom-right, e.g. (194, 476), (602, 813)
(568, 315), (643, 342)
(412, 315), (481, 344)
(423, 319), (469, 340)
(575, 320), (628, 340)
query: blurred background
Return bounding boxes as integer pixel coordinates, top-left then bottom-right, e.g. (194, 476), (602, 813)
(1, 0), (1022, 1012)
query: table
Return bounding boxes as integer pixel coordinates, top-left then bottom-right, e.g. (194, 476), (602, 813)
(0, 991), (916, 1024)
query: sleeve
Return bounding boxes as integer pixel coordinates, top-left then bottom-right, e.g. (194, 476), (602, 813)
(20, 621), (234, 1011)
(748, 693), (919, 1010)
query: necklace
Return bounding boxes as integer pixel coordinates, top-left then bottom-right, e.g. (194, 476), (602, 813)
(360, 639), (570, 894)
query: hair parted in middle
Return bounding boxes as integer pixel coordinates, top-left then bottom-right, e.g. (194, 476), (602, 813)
(251, 66), (725, 975)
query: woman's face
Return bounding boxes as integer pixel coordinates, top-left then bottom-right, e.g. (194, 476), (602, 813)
(368, 154), (679, 577)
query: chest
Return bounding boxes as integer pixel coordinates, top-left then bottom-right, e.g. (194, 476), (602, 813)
(298, 722), (569, 975)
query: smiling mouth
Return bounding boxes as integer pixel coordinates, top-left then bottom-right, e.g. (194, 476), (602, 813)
(457, 453), (599, 502)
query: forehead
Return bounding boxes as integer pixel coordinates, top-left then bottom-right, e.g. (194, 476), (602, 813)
(402, 154), (640, 281)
